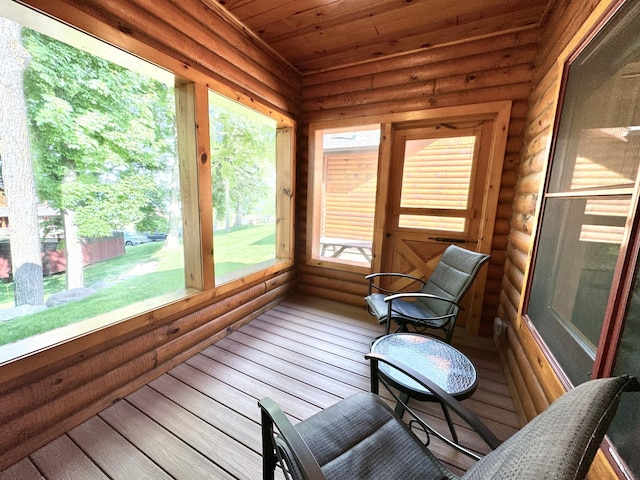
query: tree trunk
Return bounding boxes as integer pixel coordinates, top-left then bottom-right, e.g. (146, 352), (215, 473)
(165, 150), (182, 249)
(234, 199), (242, 227)
(62, 209), (84, 289)
(224, 177), (231, 233)
(0, 19), (45, 306)
(59, 169), (84, 289)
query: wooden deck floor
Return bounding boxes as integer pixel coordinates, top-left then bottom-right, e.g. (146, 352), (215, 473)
(0, 295), (519, 480)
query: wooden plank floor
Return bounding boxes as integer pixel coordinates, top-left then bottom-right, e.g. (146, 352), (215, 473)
(0, 295), (519, 480)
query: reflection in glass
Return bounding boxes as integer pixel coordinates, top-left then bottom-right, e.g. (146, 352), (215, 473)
(527, 1), (640, 474)
(530, 197), (629, 364)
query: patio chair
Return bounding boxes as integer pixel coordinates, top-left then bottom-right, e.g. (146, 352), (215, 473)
(364, 244), (490, 342)
(259, 353), (638, 480)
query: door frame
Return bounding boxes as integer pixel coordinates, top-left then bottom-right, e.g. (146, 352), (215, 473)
(371, 101), (512, 335)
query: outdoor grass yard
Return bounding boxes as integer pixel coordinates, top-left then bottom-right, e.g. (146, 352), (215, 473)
(0, 224), (276, 346)
(214, 223), (276, 275)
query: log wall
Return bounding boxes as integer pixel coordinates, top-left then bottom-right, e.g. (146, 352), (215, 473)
(296, 29), (540, 333)
(1, 0), (628, 477)
(0, 0), (300, 471)
(495, 0), (621, 478)
(0, 271), (295, 471)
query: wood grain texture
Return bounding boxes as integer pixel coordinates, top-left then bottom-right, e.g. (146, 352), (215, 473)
(296, 29), (534, 334)
(68, 416), (172, 479)
(0, 295), (519, 478)
(1, 0), (626, 477)
(17, 0), (301, 115)
(222, 0), (551, 74)
(0, 272), (295, 471)
(495, 2), (624, 478)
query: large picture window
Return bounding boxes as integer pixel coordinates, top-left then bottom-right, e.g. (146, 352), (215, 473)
(209, 91), (278, 285)
(526, 1), (640, 475)
(0, 9), (184, 348)
(0, 4), (294, 360)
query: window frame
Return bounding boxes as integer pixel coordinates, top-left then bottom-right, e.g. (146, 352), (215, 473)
(0, 2), (295, 365)
(522, 1), (640, 476)
(307, 104), (510, 279)
(523, 0), (637, 387)
(206, 90), (291, 287)
(306, 122), (382, 273)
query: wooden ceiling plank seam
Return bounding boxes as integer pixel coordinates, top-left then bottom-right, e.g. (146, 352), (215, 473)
(251, 0), (412, 43)
(302, 44), (538, 100)
(232, 0), (354, 33)
(374, 0), (546, 38)
(301, 29), (540, 85)
(217, 0), (258, 14)
(268, 2), (545, 59)
(302, 27), (540, 77)
(257, 0), (540, 44)
(288, 9), (545, 73)
(227, 0), (323, 23)
(214, 0), (553, 75)
(75, 0), (301, 112)
(208, 0), (552, 77)
(296, 25), (540, 74)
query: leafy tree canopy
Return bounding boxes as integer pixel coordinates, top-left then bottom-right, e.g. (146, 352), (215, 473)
(209, 108), (276, 224)
(22, 29), (176, 238)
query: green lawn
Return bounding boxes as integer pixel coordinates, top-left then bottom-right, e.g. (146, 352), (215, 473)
(214, 224), (276, 274)
(0, 224), (276, 346)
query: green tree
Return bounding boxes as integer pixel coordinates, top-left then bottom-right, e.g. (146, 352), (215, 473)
(22, 29), (175, 288)
(210, 109), (275, 232)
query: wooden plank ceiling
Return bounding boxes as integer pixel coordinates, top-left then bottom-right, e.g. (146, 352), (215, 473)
(215, 0), (554, 74)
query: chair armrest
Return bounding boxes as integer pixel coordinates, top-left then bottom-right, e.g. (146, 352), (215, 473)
(258, 398), (327, 480)
(384, 293), (459, 324)
(365, 352), (502, 450)
(384, 292), (458, 307)
(366, 272), (426, 283)
(365, 272), (426, 295)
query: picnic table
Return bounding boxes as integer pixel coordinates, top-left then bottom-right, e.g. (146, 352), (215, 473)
(320, 237), (372, 262)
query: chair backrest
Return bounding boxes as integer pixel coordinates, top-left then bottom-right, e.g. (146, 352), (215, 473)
(418, 244), (490, 317)
(462, 375), (638, 480)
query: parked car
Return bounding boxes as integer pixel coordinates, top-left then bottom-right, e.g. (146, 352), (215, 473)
(144, 232), (168, 242)
(122, 231), (149, 246)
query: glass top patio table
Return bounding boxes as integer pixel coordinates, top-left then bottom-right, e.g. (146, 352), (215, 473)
(371, 333), (478, 400)
(370, 332), (478, 443)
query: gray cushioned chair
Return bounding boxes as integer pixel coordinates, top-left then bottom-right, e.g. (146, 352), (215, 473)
(259, 353), (638, 480)
(365, 244), (490, 342)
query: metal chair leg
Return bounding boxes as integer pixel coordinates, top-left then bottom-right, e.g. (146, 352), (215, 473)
(440, 402), (459, 444)
(394, 392), (410, 418)
(260, 408), (278, 480)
